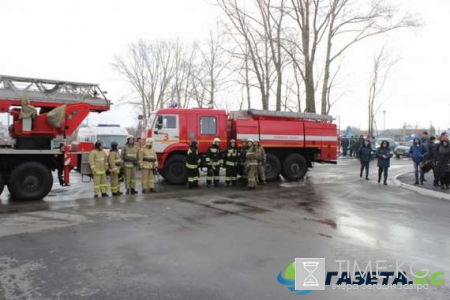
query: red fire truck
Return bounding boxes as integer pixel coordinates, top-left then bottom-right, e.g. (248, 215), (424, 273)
(143, 108), (338, 184)
(0, 75), (110, 200)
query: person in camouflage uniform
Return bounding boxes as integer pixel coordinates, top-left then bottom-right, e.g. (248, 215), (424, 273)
(254, 139), (267, 185)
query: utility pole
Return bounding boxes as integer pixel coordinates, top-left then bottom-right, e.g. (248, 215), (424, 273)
(383, 110), (386, 131)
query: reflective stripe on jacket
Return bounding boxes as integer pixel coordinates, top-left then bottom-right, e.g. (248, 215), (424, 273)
(89, 149), (108, 173)
(139, 147), (158, 169)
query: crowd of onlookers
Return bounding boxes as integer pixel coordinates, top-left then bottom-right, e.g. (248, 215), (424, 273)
(340, 131), (450, 189)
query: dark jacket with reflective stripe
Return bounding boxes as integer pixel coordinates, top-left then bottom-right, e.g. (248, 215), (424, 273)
(186, 146), (200, 168)
(225, 146), (239, 166)
(206, 144), (222, 165)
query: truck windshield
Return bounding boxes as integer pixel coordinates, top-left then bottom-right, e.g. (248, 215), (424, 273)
(98, 135), (128, 148)
(147, 113), (156, 130)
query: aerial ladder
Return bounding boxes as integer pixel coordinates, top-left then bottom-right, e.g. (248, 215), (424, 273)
(0, 75), (110, 200)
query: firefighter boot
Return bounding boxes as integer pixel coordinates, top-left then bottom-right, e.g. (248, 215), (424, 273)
(131, 188), (138, 195)
(150, 188), (157, 193)
(101, 193), (109, 197)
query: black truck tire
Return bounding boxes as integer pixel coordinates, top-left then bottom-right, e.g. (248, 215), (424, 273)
(281, 153), (308, 181)
(0, 173), (4, 195)
(264, 153), (281, 182)
(8, 162), (53, 201)
(164, 154), (187, 185)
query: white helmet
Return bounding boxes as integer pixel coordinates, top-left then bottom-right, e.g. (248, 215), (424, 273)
(127, 135), (135, 140)
(213, 137), (221, 144)
(254, 139), (260, 143)
(145, 138), (153, 146)
(247, 139), (254, 143)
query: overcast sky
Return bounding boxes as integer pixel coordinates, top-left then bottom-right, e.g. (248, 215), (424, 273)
(1, 0), (449, 134)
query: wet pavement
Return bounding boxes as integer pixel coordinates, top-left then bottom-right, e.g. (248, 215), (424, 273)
(0, 158), (449, 299)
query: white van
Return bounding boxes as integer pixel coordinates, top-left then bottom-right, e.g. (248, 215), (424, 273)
(77, 125), (128, 149)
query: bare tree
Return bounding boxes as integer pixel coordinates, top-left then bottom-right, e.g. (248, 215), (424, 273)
(196, 25), (230, 107)
(319, 0), (421, 115)
(217, 0), (276, 110)
(367, 47), (399, 136)
(112, 40), (151, 124)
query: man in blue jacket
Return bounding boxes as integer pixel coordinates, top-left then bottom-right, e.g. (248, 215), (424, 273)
(409, 138), (429, 185)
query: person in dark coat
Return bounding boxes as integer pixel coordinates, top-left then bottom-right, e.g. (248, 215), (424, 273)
(433, 132), (448, 186)
(376, 140), (393, 185)
(436, 139), (450, 189)
(408, 138), (429, 185)
(426, 136), (439, 186)
(358, 139), (372, 179)
(341, 136), (349, 156)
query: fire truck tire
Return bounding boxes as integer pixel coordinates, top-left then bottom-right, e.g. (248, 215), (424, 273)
(282, 153), (308, 181)
(164, 154), (187, 185)
(0, 173), (4, 195)
(8, 162), (53, 201)
(264, 153), (281, 182)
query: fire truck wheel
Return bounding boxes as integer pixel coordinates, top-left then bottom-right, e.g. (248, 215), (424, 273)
(282, 153), (307, 181)
(8, 162), (53, 201)
(264, 153), (281, 182)
(164, 154), (187, 185)
(0, 173), (4, 195)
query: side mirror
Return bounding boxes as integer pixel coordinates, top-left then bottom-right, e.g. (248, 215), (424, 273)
(156, 115), (163, 130)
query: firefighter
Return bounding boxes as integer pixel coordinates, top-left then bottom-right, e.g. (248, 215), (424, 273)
(89, 140), (109, 198)
(138, 138), (158, 193)
(245, 139), (259, 190)
(206, 137), (223, 187)
(238, 138), (248, 185)
(224, 139), (239, 187)
(122, 135), (139, 195)
(108, 141), (123, 196)
(254, 139), (267, 185)
(186, 139), (201, 189)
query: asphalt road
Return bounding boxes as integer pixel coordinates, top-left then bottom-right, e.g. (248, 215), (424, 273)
(0, 158), (449, 300)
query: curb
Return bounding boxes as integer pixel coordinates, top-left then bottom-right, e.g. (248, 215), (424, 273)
(394, 171), (450, 201)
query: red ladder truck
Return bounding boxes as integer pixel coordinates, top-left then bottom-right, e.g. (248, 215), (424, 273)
(142, 108), (338, 184)
(0, 75), (110, 200)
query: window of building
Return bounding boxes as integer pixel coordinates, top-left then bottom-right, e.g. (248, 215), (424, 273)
(200, 116), (217, 135)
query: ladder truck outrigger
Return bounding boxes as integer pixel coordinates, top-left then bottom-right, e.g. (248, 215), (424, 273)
(0, 75), (110, 200)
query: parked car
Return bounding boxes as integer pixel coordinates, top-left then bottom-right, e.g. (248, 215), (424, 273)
(375, 138), (398, 151)
(393, 140), (413, 158)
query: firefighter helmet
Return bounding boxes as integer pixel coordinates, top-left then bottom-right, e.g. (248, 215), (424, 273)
(230, 139), (236, 143)
(213, 137), (221, 144)
(95, 140), (103, 149)
(127, 135), (135, 141)
(247, 139), (254, 143)
(145, 138), (154, 146)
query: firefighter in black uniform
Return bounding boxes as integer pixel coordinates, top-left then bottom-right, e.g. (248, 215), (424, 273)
(224, 139), (239, 186)
(206, 137), (223, 187)
(186, 140), (201, 189)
